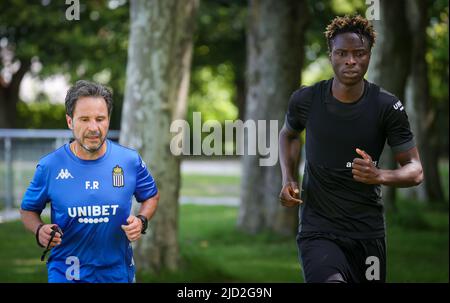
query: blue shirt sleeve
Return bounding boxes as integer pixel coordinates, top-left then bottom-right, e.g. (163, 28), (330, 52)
(21, 163), (50, 214)
(134, 155), (158, 202)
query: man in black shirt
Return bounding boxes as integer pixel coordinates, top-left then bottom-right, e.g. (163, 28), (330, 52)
(279, 15), (423, 283)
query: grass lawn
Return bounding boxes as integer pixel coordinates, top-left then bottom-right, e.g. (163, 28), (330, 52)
(0, 219), (48, 282)
(1, 202), (447, 283)
(385, 200), (449, 282)
(180, 174), (241, 197)
(139, 205), (300, 282)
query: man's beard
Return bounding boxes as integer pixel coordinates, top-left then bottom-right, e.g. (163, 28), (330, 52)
(75, 130), (107, 153)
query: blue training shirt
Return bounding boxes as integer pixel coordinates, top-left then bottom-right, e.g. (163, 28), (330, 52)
(21, 139), (158, 283)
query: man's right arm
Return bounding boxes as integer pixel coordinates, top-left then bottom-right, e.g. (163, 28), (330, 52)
(20, 209), (44, 235)
(20, 163), (62, 248)
(20, 209), (62, 248)
(278, 123), (303, 207)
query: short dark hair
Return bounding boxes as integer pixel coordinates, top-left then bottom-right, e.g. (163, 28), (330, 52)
(65, 80), (113, 118)
(325, 15), (376, 52)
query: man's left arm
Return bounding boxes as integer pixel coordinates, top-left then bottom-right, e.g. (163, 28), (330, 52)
(121, 192), (160, 242)
(352, 147), (423, 187)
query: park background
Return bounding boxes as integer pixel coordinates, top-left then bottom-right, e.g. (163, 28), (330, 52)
(0, 0), (448, 282)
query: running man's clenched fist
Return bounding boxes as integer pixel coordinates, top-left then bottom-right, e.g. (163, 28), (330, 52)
(121, 216), (143, 242)
(279, 182), (303, 207)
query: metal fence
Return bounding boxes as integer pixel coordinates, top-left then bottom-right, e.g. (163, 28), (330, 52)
(0, 129), (119, 210)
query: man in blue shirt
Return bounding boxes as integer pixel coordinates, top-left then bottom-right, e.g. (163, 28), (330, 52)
(20, 80), (160, 283)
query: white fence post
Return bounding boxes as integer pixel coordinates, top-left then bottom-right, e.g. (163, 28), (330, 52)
(4, 137), (13, 210)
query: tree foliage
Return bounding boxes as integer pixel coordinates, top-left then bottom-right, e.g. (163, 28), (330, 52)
(0, 0), (129, 128)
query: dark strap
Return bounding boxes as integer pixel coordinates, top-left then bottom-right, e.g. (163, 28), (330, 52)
(136, 215), (148, 234)
(35, 223), (45, 248)
(40, 225), (63, 262)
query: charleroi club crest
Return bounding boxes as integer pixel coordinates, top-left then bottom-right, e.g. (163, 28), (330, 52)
(112, 165), (124, 187)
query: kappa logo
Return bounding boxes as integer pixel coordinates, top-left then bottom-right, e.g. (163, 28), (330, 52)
(56, 169), (74, 180)
(112, 165), (124, 187)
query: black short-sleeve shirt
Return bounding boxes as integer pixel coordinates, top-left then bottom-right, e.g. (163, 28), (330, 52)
(285, 78), (415, 239)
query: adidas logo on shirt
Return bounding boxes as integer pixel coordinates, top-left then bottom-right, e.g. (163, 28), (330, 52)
(56, 169), (74, 180)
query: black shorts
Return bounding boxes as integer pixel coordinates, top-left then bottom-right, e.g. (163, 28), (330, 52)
(297, 232), (386, 283)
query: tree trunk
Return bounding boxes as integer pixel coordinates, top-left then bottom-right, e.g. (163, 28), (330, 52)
(367, 0), (412, 211)
(238, 0), (309, 235)
(235, 76), (246, 121)
(0, 60), (30, 128)
(405, 0), (445, 204)
(120, 0), (198, 273)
